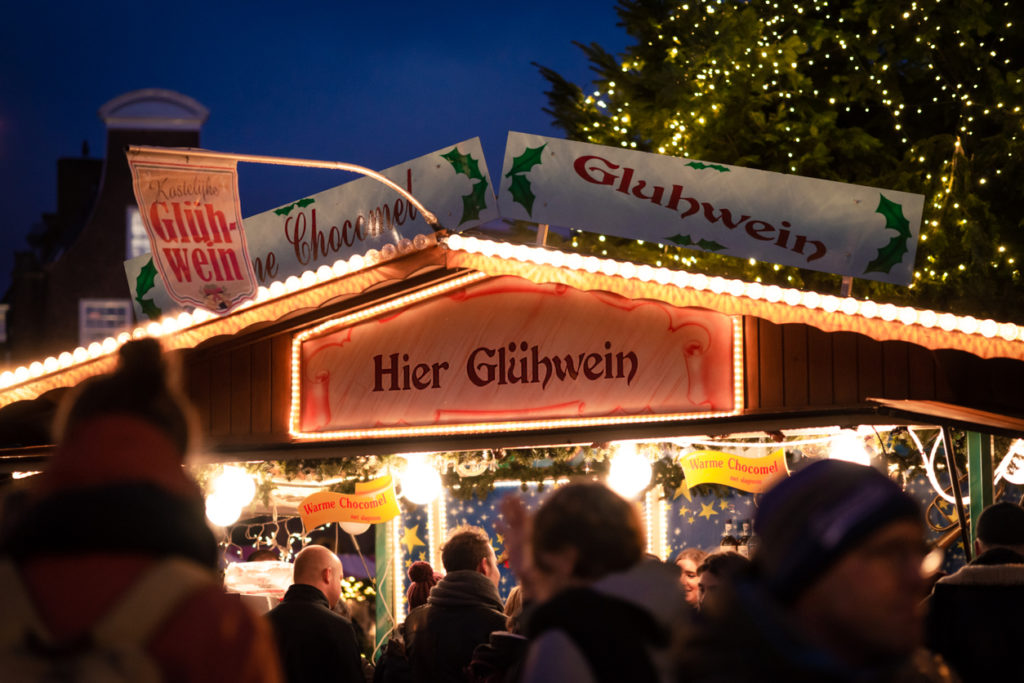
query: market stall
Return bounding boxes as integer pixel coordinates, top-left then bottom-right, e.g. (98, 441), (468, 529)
(4, 135), (1024, 649)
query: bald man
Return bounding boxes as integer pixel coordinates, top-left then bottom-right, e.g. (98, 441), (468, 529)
(266, 545), (364, 682)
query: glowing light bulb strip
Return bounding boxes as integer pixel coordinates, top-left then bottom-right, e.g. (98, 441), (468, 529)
(443, 234), (1024, 361)
(644, 487), (669, 559)
(391, 514), (405, 623)
(0, 234), (439, 407)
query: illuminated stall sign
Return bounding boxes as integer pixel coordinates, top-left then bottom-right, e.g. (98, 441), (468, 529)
(679, 449), (789, 493)
(128, 151), (258, 313)
(298, 474), (400, 530)
(498, 132), (924, 286)
(294, 276), (740, 438)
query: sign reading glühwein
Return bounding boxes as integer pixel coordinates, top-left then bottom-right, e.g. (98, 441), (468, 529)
(498, 132), (925, 286)
(128, 149), (258, 313)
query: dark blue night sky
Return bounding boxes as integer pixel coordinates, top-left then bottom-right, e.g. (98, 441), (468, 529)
(0, 1), (629, 293)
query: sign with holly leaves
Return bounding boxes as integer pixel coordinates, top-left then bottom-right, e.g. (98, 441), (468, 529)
(125, 138), (498, 321)
(498, 132), (924, 286)
(127, 151), (259, 313)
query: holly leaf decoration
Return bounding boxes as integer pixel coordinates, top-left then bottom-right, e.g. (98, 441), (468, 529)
(697, 238), (727, 251)
(669, 234), (694, 246)
(459, 179), (490, 225)
(134, 259), (162, 321)
(686, 161), (730, 173)
(295, 198), (315, 208)
(138, 297), (162, 320)
(864, 193), (912, 274)
(508, 175), (537, 216)
(505, 144), (547, 177)
(135, 258), (158, 298)
(274, 203), (296, 216)
(442, 148), (484, 181)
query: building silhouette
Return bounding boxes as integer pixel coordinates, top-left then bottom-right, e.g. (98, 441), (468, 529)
(3, 88), (207, 363)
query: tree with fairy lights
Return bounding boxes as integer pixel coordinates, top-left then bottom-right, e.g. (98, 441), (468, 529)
(533, 0), (1024, 321)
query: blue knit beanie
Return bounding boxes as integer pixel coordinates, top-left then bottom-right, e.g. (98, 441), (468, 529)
(753, 459), (921, 603)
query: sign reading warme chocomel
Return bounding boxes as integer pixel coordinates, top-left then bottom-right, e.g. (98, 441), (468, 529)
(128, 150), (258, 313)
(498, 132), (925, 286)
(295, 276), (738, 438)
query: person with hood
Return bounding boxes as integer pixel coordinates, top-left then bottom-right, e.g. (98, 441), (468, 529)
(501, 481), (689, 683)
(404, 525), (506, 683)
(0, 338), (282, 681)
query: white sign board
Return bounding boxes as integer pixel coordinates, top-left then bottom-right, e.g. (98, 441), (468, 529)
(498, 132), (924, 285)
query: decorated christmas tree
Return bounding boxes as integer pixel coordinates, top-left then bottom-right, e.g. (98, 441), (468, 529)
(532, 0), (1024, 321)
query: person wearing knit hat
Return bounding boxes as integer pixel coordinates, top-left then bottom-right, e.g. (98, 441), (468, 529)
(407, 560), (442, 610)
(926, 501), (1024, 683)
(0, 339), (283, 682)
(676, 459), (955, 682)
(753, 458), (922, 604)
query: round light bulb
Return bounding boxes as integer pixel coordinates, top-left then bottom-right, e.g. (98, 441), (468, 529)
(205, 493), (242, 527)
(340, 521), (372, 535)
(607, 446), (652, 499)
(211, 465), (256, 508)
(401, 458), (442, 505)
(830, 430), (871, 466)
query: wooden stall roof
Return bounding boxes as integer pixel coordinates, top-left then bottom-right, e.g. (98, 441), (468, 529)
(3, 232), (1024, 469)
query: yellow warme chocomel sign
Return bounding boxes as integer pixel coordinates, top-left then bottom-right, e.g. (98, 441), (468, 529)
(299, 474), (400, 531)
(679, 449), (788, 494)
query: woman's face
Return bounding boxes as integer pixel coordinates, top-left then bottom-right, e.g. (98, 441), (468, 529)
(678, 558), (701, 607)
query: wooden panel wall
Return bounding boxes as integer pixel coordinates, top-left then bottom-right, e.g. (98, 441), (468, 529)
(185, 335), (292, 446)
(743, 317), (954, 411)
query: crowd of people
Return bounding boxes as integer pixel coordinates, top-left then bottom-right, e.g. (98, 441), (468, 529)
(1, 339), (1021, 682)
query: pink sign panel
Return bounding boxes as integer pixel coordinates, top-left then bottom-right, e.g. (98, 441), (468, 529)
(298, 276), (736, 434)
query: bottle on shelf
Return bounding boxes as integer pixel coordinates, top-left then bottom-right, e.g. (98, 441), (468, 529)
(720, 519), (740, 553)
(737, 519), (752, 557)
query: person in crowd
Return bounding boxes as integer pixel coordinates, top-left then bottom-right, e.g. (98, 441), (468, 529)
(464, 583), (531, 683)
(404, 525), (506, 683)
(0, 338), (282, 682)
(503, 584), (525, 634)
(926, 500), (1024, 682)
(373, 560), (442, 683)
(267, 544), (364, 683)
(675, 459), (956, 682)
(250, 547), (281, 561)
(501, 481), (689, 683)
(407, 559), (443, 610)
(695, 550), (750, 615)
(674, 547), (708, 609)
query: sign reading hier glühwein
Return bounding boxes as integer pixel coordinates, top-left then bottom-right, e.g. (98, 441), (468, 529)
(498, 132), (924, 286)
(297, 276), (735, 437)
(128, 150), (259, 313)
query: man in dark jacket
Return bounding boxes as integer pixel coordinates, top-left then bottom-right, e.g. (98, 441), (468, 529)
(267, 544), (364, 683)
(405, 525), (506, 683)
(926, 501), (1024, 683)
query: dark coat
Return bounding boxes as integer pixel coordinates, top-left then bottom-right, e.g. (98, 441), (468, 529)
(676, 579), (955, 683)
(404, 570), (506, 683)
(925, 547), (1024, 683)
(267, 583), (365, 683)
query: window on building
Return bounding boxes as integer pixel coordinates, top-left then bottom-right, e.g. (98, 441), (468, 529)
(79, 299), (133, 346)
(126, 206), (151, 259)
